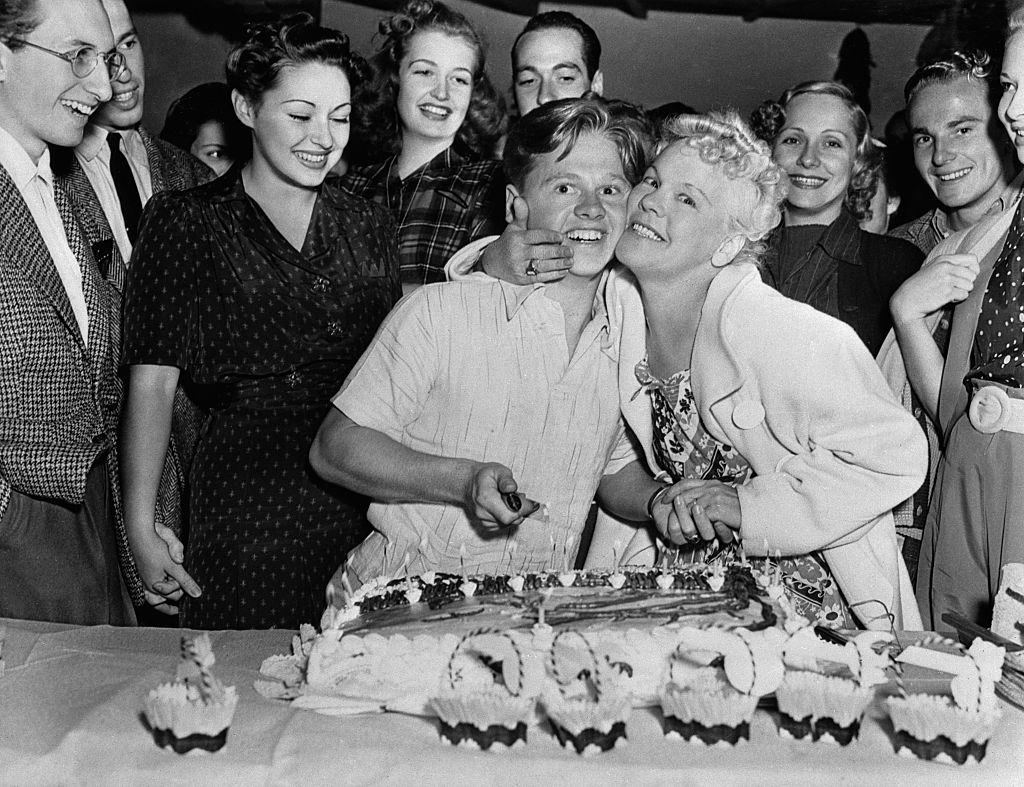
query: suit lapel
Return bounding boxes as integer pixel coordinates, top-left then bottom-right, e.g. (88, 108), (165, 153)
(139, 128), (167, 194)
(54, 179), (112, 359)
(0, 167), (84, 345)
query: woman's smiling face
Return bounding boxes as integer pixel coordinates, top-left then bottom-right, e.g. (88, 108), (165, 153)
(396, 30), (476, 148)
(616, 142), (741, 278)
(771, 92), (858, 226)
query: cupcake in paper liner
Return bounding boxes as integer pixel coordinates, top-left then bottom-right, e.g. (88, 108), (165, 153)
(429, 630), (535, 750)
(775, 671), (873, 744)
(886, 694), (1001, 765)
(779, 628), (892, 745)
(541, 631), (632, 755)
(886, 638), (1005, 765)
(144, 633), (238, 754)
(660, 668), (758, 746)
(659, 626), (784, 746)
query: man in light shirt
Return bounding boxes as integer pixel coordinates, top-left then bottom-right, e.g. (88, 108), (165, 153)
(310, 98), (658, 590)
(0, 0), (135, 623)
(512, 11), (603, 116)
(67, 0), (210, 273)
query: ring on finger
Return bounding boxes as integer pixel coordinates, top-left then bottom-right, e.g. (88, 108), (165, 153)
(525, 259), (538, 277)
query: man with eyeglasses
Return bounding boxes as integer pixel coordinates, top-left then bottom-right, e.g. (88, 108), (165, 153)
(0, 0), (135, 624)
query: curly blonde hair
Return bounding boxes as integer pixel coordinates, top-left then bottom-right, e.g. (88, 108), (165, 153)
(661, 110), (788, 267)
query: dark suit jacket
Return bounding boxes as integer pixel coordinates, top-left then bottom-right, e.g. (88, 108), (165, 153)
(762, 209), (924, 356)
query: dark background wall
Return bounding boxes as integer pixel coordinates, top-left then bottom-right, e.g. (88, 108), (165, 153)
(135, 1), (930, 137)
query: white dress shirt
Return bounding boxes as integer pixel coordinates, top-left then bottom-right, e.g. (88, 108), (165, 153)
(75, 124), (153, 263)
(0, 124), (88, 341)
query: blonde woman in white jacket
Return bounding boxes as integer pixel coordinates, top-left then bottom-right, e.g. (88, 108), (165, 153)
(447, 110), (926, 630)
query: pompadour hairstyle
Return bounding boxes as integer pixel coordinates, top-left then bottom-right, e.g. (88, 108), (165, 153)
(502, 95), (653, 190)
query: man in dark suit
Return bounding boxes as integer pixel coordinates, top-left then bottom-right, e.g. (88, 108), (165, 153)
(0, 0), (135, 623)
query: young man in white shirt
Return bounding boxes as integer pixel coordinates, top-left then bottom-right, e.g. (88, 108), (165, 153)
(310, 98), (659, 589)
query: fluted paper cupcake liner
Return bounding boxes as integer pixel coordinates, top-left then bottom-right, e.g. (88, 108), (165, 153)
(885, 694), (1001, 749)
(430, 689), (536, 731)
(541, 687), (632, 736)
(776, 672), (873, 728)
(660, 674), (758, 729)
(144, 682), (238, 739)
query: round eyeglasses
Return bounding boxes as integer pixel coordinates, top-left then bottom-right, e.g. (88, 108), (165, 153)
(6, 38), (126, 80)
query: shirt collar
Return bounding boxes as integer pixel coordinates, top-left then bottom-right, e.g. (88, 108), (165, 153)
(815, 207), (862, 266)
(498, 269), (615, 352)
(76, 124), (143, 161)
(0, 124), (50, 192)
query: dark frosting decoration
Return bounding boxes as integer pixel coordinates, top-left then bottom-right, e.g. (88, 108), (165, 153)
(662, 715), (751, 745)
(551, 720), (627, 754)
(891, 730), (989, 765)
(438, 720), (527, 749)
(151, 727), (229, 754)
(777, 712), (814, 740)
(814, 717), (861, 746)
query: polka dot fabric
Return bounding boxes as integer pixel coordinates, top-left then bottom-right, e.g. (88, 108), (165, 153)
(122, 167), (400, 629)
(971, 198), (1024, 387)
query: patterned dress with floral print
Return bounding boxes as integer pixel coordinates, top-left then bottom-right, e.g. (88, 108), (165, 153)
(636, 358), (853, 628)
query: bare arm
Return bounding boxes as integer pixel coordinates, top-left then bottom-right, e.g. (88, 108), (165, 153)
(309, 408), (527, 530)
(890, 252), (979, 422)
(120, 363), (201, 613)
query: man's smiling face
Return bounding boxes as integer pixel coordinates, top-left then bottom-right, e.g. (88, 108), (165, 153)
(513, 28), (601, 116)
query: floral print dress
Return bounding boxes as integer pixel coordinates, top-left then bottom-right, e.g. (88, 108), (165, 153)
(636, 359), (853, 628)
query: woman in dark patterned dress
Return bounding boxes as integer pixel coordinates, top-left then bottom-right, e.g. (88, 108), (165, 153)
(120, 15), (400, 629)
(341, 0), (506, 292)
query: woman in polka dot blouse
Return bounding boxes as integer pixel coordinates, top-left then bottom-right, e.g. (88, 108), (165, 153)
(892, 15), (1024, 629)
(119, 15), (400, 629)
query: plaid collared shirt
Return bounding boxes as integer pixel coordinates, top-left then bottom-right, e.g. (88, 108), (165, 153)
(339, 147), (505, 284)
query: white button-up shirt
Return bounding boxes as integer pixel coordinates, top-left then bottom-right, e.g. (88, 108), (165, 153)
(335, 275), (636, 582)
(75, 124), (152, 263)
(0, 124), (88, 341)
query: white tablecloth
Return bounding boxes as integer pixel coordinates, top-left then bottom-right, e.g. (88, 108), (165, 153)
(1, 618), (1021, 785)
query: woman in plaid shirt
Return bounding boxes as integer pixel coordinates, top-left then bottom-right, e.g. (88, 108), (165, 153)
(342, 0), (507, 291)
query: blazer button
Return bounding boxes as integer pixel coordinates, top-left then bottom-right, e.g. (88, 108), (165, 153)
(285, 371), (301, 389)
(312, 277), (330, 293)
(327, 320), (343, 337)
(732, 401), (765, 430)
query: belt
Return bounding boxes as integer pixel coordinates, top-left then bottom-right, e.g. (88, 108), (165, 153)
(967, 380), (1024, 434)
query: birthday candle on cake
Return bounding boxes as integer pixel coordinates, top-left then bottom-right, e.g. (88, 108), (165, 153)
(612, 538), (622, 569)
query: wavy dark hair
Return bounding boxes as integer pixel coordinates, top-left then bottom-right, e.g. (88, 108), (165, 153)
(0, 0), (39, 46)
(512, 11), (601, 78)
(347, 0), (506, 166)
(750, 80), (877, 223)
(225, 13), (370, 107)
(504, 95), (653, 189)
(160, 82), (252, 163)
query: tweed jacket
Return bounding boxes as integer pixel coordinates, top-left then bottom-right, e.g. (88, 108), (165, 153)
(605, 263), (926, 630)
(0, 167), (122, 538)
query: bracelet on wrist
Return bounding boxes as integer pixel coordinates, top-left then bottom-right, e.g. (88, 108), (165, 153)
(646, 484), (672, 521)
